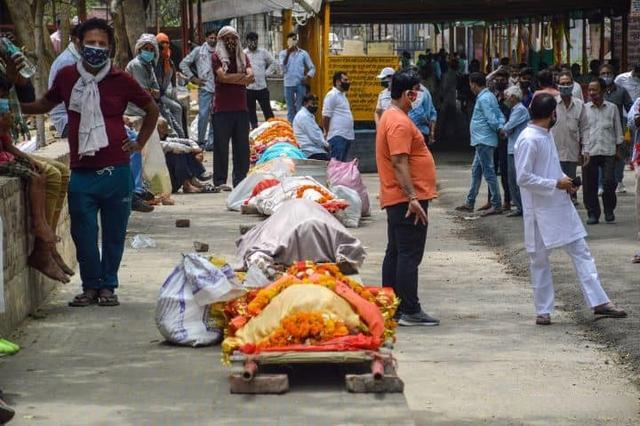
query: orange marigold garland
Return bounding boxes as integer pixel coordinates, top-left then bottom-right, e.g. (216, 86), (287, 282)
(256, 311), (349, 349)
(220, 262), (400, 363)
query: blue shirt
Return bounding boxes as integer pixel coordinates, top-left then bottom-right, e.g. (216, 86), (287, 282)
(293, 106), (327, 157)
(409, 86), (437, 135)
(48, 44), (81, 135)
(278, 49), (316, 87)
(470, 88), (505, 147)
(503, 103), (530, 155)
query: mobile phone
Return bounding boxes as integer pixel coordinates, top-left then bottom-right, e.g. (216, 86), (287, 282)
(572, 176), (582, 188)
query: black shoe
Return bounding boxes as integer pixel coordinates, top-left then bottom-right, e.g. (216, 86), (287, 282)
(0, 397), (15, 424)
(398, 311), (440, 327)
(586, 215), (599, 225)
(605, 213), (615, 223)
(132, 196), (154, 213)
(140, 189), (155, 201)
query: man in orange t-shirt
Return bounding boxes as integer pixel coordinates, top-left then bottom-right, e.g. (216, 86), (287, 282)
(376, 70), (439, 327)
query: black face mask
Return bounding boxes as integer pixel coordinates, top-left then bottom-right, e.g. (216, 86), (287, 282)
(495, 82), (508, 91)
(306, 106), (318, 114)
(341, 82), (351, 91)
(520, 81), (531, 89)
(381, 80), (390, 88)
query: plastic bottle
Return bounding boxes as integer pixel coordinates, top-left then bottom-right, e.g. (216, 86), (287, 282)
(0, 38), (36, 79)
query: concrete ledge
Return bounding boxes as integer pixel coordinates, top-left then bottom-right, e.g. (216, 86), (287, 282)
(0, 141), (76, 336)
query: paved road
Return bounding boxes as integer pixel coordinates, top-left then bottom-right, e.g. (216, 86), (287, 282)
(0, 154), (638, 425)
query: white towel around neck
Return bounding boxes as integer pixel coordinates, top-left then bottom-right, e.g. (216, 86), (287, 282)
(69, 60), (111, 158)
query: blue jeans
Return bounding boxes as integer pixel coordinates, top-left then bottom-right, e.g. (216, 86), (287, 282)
(328, 136), (352, 162)
(465, 144), (501, 209)
(198, 88), (214, 148)
(285, 84), (306, 123)
(130, 152), (144, 196)
(68, 165), (132, 290)
(507, 154), (522, 212)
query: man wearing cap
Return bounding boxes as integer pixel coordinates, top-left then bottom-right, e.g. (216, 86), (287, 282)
(375, 67), (394, 126)
(615, 63), (640, 102)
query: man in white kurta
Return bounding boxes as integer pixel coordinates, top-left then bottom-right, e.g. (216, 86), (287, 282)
(514, 93), (626, 324)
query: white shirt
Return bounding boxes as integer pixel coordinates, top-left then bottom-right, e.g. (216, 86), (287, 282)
(376, 88), (391, 112)
(615, 71), (640, 101)
(514, 124), (587, 253)
(293, 106), (328, 157)
(572, 82), (584, 101)
(244, 47), (275, 91)
(322, 87), (355, 141)
(552, 97), (589, 162)
(584, 100), (624, 156)
(48, 44), (81, 135)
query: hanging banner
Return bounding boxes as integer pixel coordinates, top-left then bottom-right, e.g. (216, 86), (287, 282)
(326, 56), (398, 121)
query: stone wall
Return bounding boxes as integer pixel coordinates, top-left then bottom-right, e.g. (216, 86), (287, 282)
(0, 142), (75, 336)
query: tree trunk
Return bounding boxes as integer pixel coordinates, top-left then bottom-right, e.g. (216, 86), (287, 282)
(4, 0), (37, 54)
(59, 0), (71, 52)
(123, 0), (147, 51)
(111, 0), (132, 69)
(33, 0), (47, 147)
(77, 0), (87, 22)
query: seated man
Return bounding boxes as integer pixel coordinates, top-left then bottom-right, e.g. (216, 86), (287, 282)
(157, 118), (216, 193)
(293, 94), (329, 160)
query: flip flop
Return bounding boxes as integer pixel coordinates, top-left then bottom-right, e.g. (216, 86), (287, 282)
(0, 338), (20, 354)
(68, 291), (98, 307)
(632, 253), (640, 264)
(97, 290), (120, 307)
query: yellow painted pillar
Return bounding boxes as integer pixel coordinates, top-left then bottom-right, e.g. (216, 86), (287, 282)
(300, 2), (330, 120)
(282, 9), (293, 49)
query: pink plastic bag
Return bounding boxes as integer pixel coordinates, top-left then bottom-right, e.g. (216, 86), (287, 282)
(327, 158), (370, 217)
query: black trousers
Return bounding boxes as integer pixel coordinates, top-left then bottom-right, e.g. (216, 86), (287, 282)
(308, 152), (330, 161)
(213, 111), (250, 187)
(382, 201), (429, 315)
(165, 152), (206, 193)
(583, 155), (616, 219)
(247, 88), (274, 129)
(488, 140), (510, 204)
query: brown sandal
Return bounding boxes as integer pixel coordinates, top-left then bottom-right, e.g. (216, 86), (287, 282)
(68, 290), (98, 307)
(97, 289), (120, 307)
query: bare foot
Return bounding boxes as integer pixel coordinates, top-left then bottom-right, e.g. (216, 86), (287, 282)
(161, 196), (175, 205)
(32, 224), (59, 244)
(51, 247), (75, 276)
(28, 252), (70, 283)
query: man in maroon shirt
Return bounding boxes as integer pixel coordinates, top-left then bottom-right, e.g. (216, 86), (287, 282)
(21, 18), (159, 307)
(212, 25), (254, 190)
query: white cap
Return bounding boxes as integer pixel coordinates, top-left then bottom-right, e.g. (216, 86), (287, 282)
(377, 67), (395, 79)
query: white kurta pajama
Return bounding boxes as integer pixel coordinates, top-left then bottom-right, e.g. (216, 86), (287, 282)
(514, 124), (610, 315)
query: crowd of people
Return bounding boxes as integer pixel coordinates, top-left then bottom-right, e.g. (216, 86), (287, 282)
(1, 18), (639, 421)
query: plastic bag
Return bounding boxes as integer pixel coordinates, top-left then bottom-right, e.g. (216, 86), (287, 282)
(131, 234), (157, 249)
(155, 254), (245, 346)
(226, 171), (276, 211)
(142, 129), (172, 196)
(327, 158), (370, 217)
(331, 185), (362, 228)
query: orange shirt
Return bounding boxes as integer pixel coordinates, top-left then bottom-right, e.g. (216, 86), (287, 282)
(376, 106), (438, 208)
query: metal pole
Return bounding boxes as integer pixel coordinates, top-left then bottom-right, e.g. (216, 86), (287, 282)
(599, 14), (605, 62)
(582, 16), (588, 74)
(622, 12), (629, 71)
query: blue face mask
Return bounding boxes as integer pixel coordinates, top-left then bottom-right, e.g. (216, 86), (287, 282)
(139, 50), (155, 63)
(0, 99), (9, 114)
(82, 45), (109, 68)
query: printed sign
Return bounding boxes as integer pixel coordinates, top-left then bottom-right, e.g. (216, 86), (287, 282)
(327, 55), (398, 121)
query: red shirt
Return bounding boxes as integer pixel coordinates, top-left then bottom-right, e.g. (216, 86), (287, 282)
(212, 53), (251, 113)
(45, 65), (153, 169)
